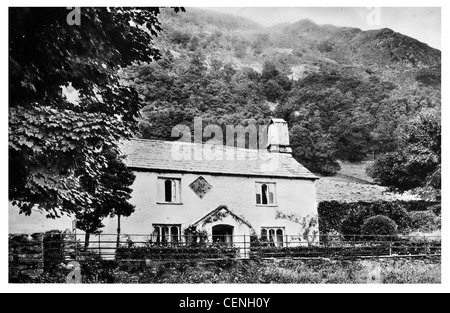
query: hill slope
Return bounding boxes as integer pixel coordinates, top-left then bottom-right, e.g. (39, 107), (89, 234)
(121, 8), (441, 183)
(156, 8), (440, 86)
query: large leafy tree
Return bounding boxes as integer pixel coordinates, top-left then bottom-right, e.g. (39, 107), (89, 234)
(367, 109), (441, 200)
(9, 7), (183, 218)
(290, 124), (340, 176)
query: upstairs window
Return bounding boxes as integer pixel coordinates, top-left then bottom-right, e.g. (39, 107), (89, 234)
(158, 178), (181, 204)
(255, 183), (276, 205)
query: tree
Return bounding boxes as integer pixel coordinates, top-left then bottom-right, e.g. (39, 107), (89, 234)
(290, 125), (340, 175)
(123, 50), (271, 144)
(263, 79), (284, 102)
(261, 61), (280, 82)
(171, 30), (191, 47)
(9, 8), (183, 219)
(367, 109), (441, 200)
(75, 150), (135, 248)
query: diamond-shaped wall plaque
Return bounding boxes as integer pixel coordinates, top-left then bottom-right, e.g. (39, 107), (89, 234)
(189, 176), (212, 199)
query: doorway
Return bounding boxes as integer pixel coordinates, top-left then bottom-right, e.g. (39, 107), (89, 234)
(212, 225), (234, 245)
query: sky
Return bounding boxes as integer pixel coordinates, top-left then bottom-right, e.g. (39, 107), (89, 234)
(201, 7), (441, 50)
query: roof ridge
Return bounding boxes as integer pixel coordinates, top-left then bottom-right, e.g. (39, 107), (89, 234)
(121, 138), (319, 180)
(125, 138), (266, 153)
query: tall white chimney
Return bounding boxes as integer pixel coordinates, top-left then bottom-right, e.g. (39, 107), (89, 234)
(267, 118), (292, 154)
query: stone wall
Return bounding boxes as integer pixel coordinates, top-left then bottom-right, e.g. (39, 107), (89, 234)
(9, 230), (78, 281)
(9, 233), (44, 279)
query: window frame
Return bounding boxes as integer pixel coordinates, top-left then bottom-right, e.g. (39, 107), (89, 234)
(261, 227), (285, 247)
(152, 224), (182, 244)
(255, 182), (277, 206)
(157, 177), (182, 205)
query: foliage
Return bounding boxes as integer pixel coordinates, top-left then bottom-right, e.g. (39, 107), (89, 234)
(196, 207), (254, 232)
(116, 243), (239, 260)
(275, 211), (319, 243)
(276, 71), (403, 174)
(415, 69), (441, 86)
(11, 258), (442, 284)
(122, 52), (272, 143)
(318, 200), (439, 236)
(361, 215), (398, 238)
(408, 211), (441, 233)
(183, 226), (208, 243)
(250, 239), (440, 258)
(170, 30), (191, 47)
(9, 7), (183, 217)
(317, 40), (334, 53)
(290, 125), (340, 175)
(367, 109), (441, 200)
(75, 150), (136, 236)
(142, 8), (440, 176)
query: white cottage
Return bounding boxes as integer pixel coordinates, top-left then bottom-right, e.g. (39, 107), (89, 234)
(97, 119), (320, 250)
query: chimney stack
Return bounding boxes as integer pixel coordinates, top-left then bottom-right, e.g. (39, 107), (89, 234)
(267, 118), (292, 154)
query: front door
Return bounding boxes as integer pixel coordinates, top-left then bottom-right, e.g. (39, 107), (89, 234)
(212, 225), (234, 245)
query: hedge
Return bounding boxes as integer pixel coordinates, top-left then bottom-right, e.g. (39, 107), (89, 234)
(116, 244), (239, 260)
(250, 240), (441, 258)
(318, 200), (439, 236)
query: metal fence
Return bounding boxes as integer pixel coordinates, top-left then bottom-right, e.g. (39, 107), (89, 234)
(42, 233), (442, 262)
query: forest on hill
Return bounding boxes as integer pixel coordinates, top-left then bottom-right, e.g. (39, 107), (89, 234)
(120, 8), (441, 187)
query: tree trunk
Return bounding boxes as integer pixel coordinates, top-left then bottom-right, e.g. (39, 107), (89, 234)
(84, 233), (91, 250)
(116, 214), (121, 248)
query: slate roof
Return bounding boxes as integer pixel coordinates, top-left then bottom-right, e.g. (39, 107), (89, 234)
(120, 139), (318, 180)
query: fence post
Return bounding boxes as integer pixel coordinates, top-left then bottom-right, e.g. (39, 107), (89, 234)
(243, 235), (246, 259)
(389, 237), (392, 256)
(98, 234), (101, 259)
(74, 233), (78, 261)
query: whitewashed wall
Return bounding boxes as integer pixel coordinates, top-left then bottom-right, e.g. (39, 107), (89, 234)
(9, 171), (319, 241)
(100, 171), (319, 238)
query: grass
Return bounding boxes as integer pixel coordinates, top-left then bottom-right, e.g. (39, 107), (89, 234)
(338, 161), (375, 183)
(18, 257), (439, 284)
(317, 161), (420, 202)
(134, 258), (440, 284)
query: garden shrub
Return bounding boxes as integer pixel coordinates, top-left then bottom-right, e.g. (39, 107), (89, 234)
(365, 202), (410, 230)
(339, 203), (406, 238)
(79, 260), (118, 283)
(401, 201), (440, 212)
(116, 243), (239, 260)
(429, 204), (441, 215)
(249, 239), (440, 258)
(341, 213), (367, 239)
(318, 201), (352, 235)
(361, 215), (398, 239)
(318, 200), (439, 237)
(408, 211), (440, 232)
